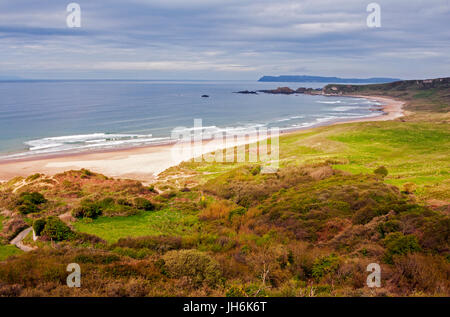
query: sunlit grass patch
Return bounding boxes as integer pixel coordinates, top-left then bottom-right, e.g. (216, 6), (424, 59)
(0, 245), (23, 261)
(73, 209), (198, 243)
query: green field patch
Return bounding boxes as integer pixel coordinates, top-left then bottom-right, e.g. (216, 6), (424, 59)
(73, 209), (198, 243)
(0, 245), (23, 261)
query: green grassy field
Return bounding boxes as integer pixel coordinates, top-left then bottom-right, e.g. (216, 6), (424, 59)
(73, 209), (198, 243)
(0, 245), (23, 261)
(280, 121), (449, 201)
(171, 119), (449, 204)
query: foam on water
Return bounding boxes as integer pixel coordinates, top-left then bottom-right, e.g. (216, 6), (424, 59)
(0, 80), (384, 160)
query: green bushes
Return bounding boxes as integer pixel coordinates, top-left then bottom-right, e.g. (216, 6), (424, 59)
(114, 236), (183, 253)
(383, 232), (421, 264)
(134, 198), (155, 211)
(374, 166), (388, 178)
(311, 254), (340, 280)
(41, 216), (74, 241)
(19, 192), (47, 205)
(377, 220), (402, 238)
(226, 285), (248, 297)
(17, 192), (47, 214)
(72, 199), (103, 219)
(33, 219), (47, 236)
(391, 253), (450, 294)
(73, 197), (149, 218)
(228, 207), (247, 220)
(162, 249), (222, 287)
(250, 165), (262, 176)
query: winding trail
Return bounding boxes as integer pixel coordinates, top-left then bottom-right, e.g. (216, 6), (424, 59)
(10, 227), (35, 252)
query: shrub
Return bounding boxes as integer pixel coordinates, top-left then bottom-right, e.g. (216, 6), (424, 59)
(391, 253), (450, 294)
(33, 219), (47, 236)
(199, 201), (231, 220)
(402, 182), (416, 194)
(311, 254), (340, 280)
(17, 192), (47, 214)
(134, 198), (155, 211)
(26, 173), (42, 182)
(228, 207), (247, 220)
(352, 205), (380, 225)
(226, 285), (248, 297)
(374, 166), (388, 178)
(80, 168), (94, 178)
(419, 217), (450, 252)
(114, 236), (183, 253)
(41, 216), (74, 241)
(250, 165), (262, 176)
(377, 220), (402, 238)
(117, 198), (132, 206)
(19, 192), (47, 205)
(72, 199), (103, 219)
(18, 202), (39, 215)
(162, 249), (222, 287)
(98, 197), (115, 209)
(383, 232), (421, 264)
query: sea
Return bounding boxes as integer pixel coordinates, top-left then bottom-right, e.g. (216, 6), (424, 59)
(0, 80), (383, 159)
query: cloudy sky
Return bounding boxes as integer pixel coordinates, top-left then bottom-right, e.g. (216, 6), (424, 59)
(0, 0), (449, 80)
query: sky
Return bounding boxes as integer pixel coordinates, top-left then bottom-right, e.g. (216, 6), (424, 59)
(0, 0), (449, 80)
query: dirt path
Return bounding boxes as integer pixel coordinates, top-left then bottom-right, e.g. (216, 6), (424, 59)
(10, 227), (35, 252)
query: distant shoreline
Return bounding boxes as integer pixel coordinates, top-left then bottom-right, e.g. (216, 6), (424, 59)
(0, 95), (404, 182)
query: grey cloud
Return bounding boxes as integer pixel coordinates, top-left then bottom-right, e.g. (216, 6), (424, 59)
(0, 0), (449, 79)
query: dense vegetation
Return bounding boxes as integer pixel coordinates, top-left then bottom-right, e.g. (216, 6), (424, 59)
(0, 80), (448, 297)
(323, 77), (450, 112)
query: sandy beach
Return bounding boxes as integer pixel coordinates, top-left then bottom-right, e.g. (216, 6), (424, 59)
(0, 95), (404, 182)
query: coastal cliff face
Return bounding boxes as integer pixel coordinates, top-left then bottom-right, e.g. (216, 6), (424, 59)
(323, 78), (450, 112)
(258, 75), (400, 84)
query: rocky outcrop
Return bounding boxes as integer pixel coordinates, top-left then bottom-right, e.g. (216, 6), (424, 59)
(257, 87), (323, 95)
(234, 90), (258, 94)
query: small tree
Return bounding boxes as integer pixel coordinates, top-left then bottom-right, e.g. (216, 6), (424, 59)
(374, 166), (388, 178)
(41, 216), (74, 241)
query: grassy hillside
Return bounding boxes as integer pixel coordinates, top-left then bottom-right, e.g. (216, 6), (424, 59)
(0, 79), (448, 297)
(323, 77), (450, 113)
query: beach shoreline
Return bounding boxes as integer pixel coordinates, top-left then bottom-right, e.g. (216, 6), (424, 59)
(0, 95), (404, 182)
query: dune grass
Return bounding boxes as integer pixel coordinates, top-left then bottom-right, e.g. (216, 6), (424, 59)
(73, 209), (198, 243)
(175, 119), (449, 203)
(280, 121), (450, 202)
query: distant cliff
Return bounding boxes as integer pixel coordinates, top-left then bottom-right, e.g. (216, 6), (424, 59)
(258, 75), (400, 84)
(323, 77), (450, 112)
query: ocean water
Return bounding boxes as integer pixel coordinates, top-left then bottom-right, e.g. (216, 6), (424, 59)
(0, 80), (382, 159)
